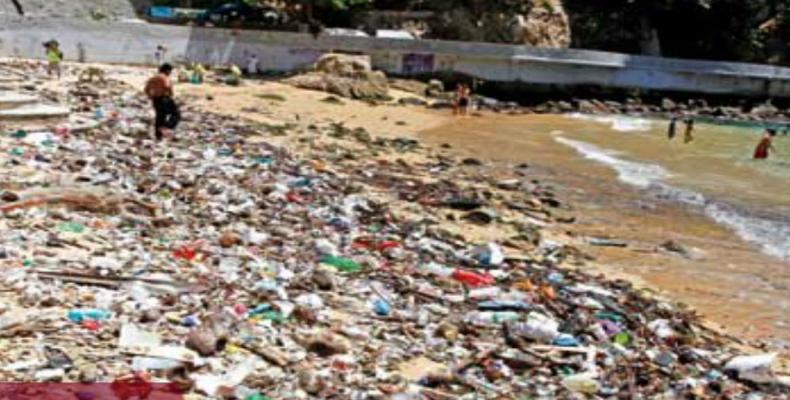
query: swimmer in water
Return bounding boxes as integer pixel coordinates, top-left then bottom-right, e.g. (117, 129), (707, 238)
(753, 128), (777, 159)
(667, 117), (678, 140)
(684, 118), (695, 143)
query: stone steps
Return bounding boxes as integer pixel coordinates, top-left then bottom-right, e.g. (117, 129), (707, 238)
(0, 92), (38, 110)
(0, 85), (70, 122)
(0, 102), (70, 120)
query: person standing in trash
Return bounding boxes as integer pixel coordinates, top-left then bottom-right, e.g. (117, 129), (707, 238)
(44, 41), (63, 79)
(144, 63), (181, 141)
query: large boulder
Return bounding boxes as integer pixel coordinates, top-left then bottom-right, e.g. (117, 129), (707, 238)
(314, 54), (372, 76)
(286, 54), (390, 101)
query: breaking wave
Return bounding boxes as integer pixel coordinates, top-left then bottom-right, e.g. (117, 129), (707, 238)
(555, 137), (670, 188)
(566, 113), (653, 132)
(556, 137), (790, 261)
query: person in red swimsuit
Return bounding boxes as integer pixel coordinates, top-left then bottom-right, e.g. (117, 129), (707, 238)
(753, 128), (777, 159)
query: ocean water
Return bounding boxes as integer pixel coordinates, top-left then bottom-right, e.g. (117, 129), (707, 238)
(556, 114), (790, 261)
(422, 113), (790, 341)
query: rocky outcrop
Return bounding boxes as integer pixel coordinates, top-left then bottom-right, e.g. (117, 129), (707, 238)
(513, 0), (571, 48)
(286, 54), (390, 101)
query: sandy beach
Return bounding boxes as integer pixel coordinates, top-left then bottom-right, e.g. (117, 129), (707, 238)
(131, 71), (786, 347)
(0, 58), (787, 398)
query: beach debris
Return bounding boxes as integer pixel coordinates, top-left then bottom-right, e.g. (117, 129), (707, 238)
(0, 60), (780, 399)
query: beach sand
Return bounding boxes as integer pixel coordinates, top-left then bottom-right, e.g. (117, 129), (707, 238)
(104, 66), (788, 351)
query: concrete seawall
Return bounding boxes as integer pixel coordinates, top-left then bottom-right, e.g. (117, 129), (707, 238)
(3, 16), (790, 97)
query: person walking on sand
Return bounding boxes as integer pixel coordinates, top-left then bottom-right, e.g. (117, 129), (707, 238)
(684, 118), (695, 143)
(454, 84), (471, 116)
(247, 54), (259, 76)
(145, 63), (181, 141)
(753, 128), (778, 159)
(44, 41), (63, 79)
(154, 45), (168, 65)
(667, 117), (678, 140)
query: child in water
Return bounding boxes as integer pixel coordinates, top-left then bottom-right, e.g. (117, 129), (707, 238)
(753, 128), (777, 159)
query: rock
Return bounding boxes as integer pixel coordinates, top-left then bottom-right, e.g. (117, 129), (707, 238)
(1, 191), (19, 202)
(557, 101), (573, 112)
(303, 332), (350, 357)
(512, 0), (571, 48)
(661, 98), (677, 111)
(398, 97), (427, 106)
(298, 370), (326, 395)
(186, 327), (220, 357)
(389, 79), (428, 95)
(576, 99), (598, 114)
(311, 270), (335, 291)
(463, 209), (497, 225)
(461, 158), (483, 166)
(79, 365), (99, 383)
(426, 79), (445, 96)
(496, 179), (521, 190)
(315, 53), (372, 75)
(285, 53), (390, 101)
(436, 322), (459, 341)
(751, 101), (778, 117)
(219, 230), (241, 248)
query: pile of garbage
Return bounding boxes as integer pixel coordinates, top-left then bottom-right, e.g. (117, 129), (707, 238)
(286, 54), (390, 101)
(0, 62), (786, 399)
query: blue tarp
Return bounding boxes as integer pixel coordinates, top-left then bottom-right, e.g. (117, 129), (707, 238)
(148, 6), (175, 19)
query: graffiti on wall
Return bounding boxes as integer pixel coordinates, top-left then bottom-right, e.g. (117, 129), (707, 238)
(402, 53), (434, 74)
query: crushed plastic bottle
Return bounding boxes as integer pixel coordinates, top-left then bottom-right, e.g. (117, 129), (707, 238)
(321, 256), (362, 272)
(67, 309), (111, 323)
(452, 269), (495, 287)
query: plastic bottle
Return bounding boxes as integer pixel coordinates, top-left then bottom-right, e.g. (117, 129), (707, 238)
(477, 300), (531, 311)
(467, 311), (520, 326)
(562, 373), (601, 394)
(468, 287), (502, 299)
(248, 304), (272, 317)
(552, 333), (580, 347)
(507, 312), (560, 343)
(67, 309), (111, 323)
(452, 269), (495, 287)
(373, 299), (391, 316)
(314, 239), (338, 257)
(321, 256), (361, 272)
(422, 263), (454, 277)
(471, 243), (504, 266)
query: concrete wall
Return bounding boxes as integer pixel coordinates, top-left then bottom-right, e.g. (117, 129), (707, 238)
(3, 16), (790, 97)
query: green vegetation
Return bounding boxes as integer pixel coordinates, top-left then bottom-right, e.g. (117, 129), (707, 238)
(150, 0), (790, 65)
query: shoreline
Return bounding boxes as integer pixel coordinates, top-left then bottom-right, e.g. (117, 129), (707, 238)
(163, 73), (786, 340)
(167, 74), (790, 348)
(109, 65), (790, 349)
(2, 61), (788, 392)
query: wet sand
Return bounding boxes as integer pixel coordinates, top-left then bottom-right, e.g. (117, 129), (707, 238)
(421, 114), (790, 346)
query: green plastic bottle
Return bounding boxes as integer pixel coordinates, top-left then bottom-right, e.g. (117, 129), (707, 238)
(321, 256), (362, 272)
